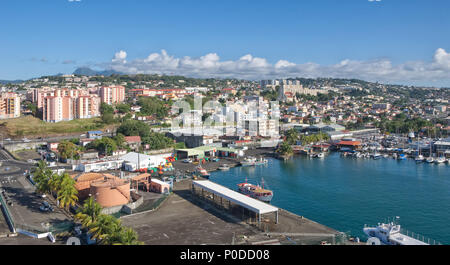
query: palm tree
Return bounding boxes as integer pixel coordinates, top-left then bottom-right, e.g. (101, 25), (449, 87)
(56, 174), (78, 210)
(33, 161), (52, 194)
(48, 173), (64, 196)
(113, 227), (143, 245)
(88, 214), (122, 244)
(75, 197), (102, 229)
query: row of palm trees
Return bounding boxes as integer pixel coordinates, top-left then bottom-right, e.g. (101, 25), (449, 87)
(33, 161), (78, 210)
(75, 197), (143, 245)
(33, 161), (142, 245)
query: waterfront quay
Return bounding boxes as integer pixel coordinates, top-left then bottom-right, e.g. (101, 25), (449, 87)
(170, 148), (275, 175)
(121, 178), (351, 245)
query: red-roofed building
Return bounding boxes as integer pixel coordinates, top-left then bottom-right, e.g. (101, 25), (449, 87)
(336, 140), (362, 150)
(124, 136), (142, 151)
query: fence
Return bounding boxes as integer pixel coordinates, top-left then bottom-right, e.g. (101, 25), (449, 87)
(15, 221), (74, 235)
(118, 194), (170, 219)
(400, 227), (441, 245)
(0, 190), (15, 233)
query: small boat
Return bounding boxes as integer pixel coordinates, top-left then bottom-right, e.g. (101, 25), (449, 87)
(316, 152), (325, 158)
(397, 154), (407, 160)
(415, 155), (424, 163)
(372, 153), (382, 160)
(237, 178), (273, 203)
(240, 156), (268, 166)
(426, 157), (434, 163)
(435, 157), (446, 164)
(196, 166), (210, 178)
(218, 164), (230, 171)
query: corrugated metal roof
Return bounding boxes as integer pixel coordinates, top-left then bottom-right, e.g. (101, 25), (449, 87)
(193, 180), (278, 215)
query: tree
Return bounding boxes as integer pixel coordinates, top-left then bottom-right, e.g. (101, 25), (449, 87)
(87, 137), (118, 155)
(48, 173), (65, 196)
(285, 128), (299, 145)
(75, 197), (102, 229)
(277, 141), (293, 156)
(137, 97), (168, 118)
(88, 214), (121, 244)
(116, 103), (131, 114)
(114, 227), (143, 245)
(57, 140), (79, 160)
(33, 161), (52, 194)
(56, 174), (78, 210)
(100, 102), (114, 115)
(142, 132), (174, 150)
(117, 120), (151, 138)
(100, 102), (115, 124)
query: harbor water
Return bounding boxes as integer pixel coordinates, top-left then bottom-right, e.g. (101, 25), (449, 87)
(209, 153), (450, 244)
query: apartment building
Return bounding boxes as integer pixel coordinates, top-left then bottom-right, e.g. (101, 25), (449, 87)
(260, 79), (323, 102)
(0, 92), (21, 119)
(41, 91), (100, 123)
(99, 85), (125, 105)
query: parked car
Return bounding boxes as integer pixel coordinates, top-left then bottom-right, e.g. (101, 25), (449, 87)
(183, 159), (192, 163)
(40, 201), (54, 212)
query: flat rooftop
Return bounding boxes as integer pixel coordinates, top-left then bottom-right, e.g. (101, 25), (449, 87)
(193, 180), (278, 215)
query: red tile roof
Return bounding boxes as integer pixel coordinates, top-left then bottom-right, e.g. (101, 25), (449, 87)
(337, 141), (361, 146)
(125, 136), (141, 143)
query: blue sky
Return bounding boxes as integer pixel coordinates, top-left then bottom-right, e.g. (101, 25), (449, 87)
(1, 0), (450, 86)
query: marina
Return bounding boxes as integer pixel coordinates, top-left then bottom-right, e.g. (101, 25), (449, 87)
(209, 152), (450, 244)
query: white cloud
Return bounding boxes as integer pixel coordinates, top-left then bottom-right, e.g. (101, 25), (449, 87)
(104, 48), (450, 86)
(112, 50), (127, 64)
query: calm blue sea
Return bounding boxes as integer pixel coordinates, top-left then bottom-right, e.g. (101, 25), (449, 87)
(209, 153), (450, 244)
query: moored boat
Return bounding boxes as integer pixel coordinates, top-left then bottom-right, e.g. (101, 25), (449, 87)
(415, 155), (424, 163)
(218, 164), (230, 171)
(372, 153), (382, 160)
(240, 156), (268, 166)
(426, 157), (434, 163)
(363, 218), (437, 245)
(397, 154), (407, 160)
(315, 152), (325, 158)
(196, 166), (210, 178)
(237, 178), (273, 203)
(435, 157), (446, 164)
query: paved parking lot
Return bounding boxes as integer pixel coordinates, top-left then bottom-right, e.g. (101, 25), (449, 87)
(0, 208), (10, 235)
(121, 180), (259, 245)
(1, 175), (70, 234)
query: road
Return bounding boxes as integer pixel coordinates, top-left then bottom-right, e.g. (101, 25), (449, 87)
(1, 132), (116, 146)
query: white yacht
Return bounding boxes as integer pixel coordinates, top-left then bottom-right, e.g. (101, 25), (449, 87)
(240, 156), (268, 167)
(363, 220), (434, 245)
(426, 157), (434, 163)
(435, 157), (446, 164)
(415, 155), (424, 163)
